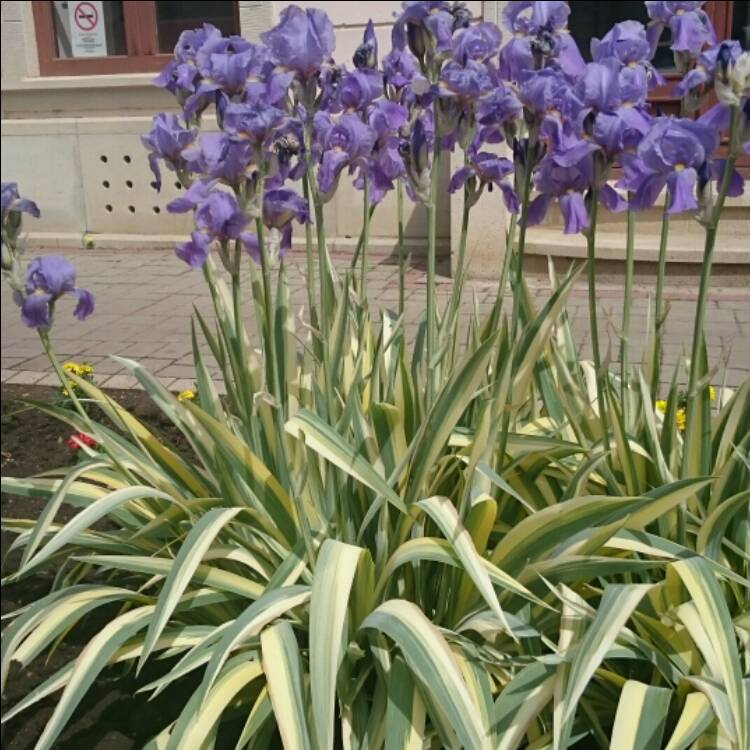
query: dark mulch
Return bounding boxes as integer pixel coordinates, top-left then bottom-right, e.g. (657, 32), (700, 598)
(1, 384), (201, 749)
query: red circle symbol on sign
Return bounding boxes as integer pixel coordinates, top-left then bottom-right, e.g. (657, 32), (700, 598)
(73, 2), (99, 32)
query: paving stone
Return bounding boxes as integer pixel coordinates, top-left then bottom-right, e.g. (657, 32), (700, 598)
(2, 249), (749, 389)
(5, 370), (47, 385)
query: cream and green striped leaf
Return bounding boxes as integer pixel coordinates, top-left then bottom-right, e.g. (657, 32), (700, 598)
(609, 681), (672, 750)
(362, 599), (489, 750)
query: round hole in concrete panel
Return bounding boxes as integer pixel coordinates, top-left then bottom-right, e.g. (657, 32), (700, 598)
(105, 204), (113, 212)
(153, 206), (161, 214)
(127, 205), (136, 213)
(123, 155), (132, 164)
(100, 155), (108, 163)
(150, 181), (159, 191)
(102, 180), (110, 188)
(174, 181), (182, 190)
(125, 180), (134, 188)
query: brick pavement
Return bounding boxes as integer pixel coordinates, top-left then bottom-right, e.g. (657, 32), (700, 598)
(2, 249), (749, 392)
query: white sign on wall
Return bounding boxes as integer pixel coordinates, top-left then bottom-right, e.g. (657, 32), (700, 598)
(68, 0), (107, 57)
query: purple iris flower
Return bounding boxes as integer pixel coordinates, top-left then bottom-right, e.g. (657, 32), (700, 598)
(360, 100), (409, 203)
(194, 190), (248, 240)
(175, 232), (212, 268)
(401, 113), (434, 202)
(449, 151), (519, 212)
(499, 1), (584, 80)
(392, 1), (456, 57)
(592, 20), (652, 65)
(241, 188), (309, 261)
(186, 38), (271, 115)
(645, 1), (716, 56)
(579, 60), (623, 113)
(1, 182), (40, 221)
(593, 107), (652, 157)
(267, 121), (306, 188)
(436, 59), (494, 146)
(166, 180), (213, 214)
(173, 189), (248, 268)
(153, 25), (220, 107)
(439, 59), (494, 100)
(338, 69), (384, 111)
(452, 21), (502, 64)
(476, 85), (523, 143)
(521, 68), (588, 156)
(627, 116), (717, 213)
(153, 59), (201, 105)
(675, 40), (742, 96)
(15, 256), (94, 329)
(382, 48), (418, 90)
(528, 154), (592, 234)
(261, 5), (335, 79)
(181, 133), (252, 187)
(316, 63), (347, 112)
(618, 65), (650, 107)
(141, 113), (196, 190)
(317, 113), (377, 200)
(354, 19), (378, 69)
(223, 101), (286, 147)
(174, 24), (221, 64)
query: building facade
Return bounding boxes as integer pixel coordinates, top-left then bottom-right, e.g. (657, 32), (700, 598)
(1, 1), (749, 278)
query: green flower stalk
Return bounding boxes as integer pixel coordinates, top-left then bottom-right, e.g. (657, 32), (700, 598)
(650, 192), (671, 399)
(620, 201), (635, 421)
(397, 180), (406, 315)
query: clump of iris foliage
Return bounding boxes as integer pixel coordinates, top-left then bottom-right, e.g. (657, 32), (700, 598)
(2, 2), (749, 748)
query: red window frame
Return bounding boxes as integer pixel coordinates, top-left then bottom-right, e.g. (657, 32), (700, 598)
(32, 1), (239, 76)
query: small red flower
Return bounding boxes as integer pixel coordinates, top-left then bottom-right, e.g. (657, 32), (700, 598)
(66, 432), (97, 451)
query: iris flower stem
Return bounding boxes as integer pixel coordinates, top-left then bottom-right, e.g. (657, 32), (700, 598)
(302, 174), (316, 322)
(350, 203), (377, 271)
(496, 151), (534, 469)
(495, 211), (518, 310)
(360, 178), (370, 301)
(509, 150), (534, 345)
(620, 203), (636, 421)
(39, 331), (90, 425)
(586, 186), (612, 450)
(651, 195), (671, 399)
(445, 193), (471, 343)
(426, 138), (442, 407)
(254, 218), (278, 396)
(313, 196), (336, 422)
(686, 106), (740, 415)
(397, 180), (406, 316)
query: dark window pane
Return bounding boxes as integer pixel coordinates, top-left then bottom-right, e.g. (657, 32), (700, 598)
(52, 0), (126, 58)
(156, 1), (238, 53)
(732, 0), (750, 50)
(568, 0), (674, 70)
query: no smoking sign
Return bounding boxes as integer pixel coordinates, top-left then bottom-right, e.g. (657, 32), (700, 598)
(68, 0), (107, 57)
(73, 2), (99, 32)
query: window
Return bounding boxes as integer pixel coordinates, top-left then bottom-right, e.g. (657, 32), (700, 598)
(32, 0), (239, 76)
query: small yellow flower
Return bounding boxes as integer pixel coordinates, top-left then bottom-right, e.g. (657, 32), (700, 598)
(655, 400), (667, 414)
(63, 361), (94, 377)
(708, 386), (716, 402)
(177, 389), (196, 402)
(675, 408), (687, 432)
